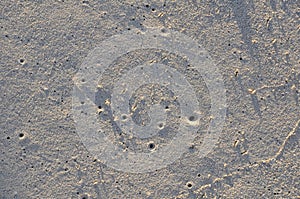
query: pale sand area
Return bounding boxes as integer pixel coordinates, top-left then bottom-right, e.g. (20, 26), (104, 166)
(1, 0), (299, 198)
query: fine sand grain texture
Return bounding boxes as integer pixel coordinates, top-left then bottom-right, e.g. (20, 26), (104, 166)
(1, 0), (299, 198)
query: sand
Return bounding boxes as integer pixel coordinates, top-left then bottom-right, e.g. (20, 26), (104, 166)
(1, 0), (299, 198)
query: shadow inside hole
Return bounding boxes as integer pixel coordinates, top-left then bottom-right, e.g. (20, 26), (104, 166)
(121, 114), (128, 121)
(19, 58), (25, 64)
(188, 115), (197, 121)
(186, 182), (193, 189)
(19, 133), (25, 138)
(148, 142), (155, 150)
(158, 122), (164, 129)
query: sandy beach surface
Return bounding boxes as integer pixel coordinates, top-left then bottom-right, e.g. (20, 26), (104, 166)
(1, 0), (299, 198)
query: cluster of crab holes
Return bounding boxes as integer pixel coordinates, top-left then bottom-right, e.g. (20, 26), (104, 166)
(118, 103), (198, 151)
(80, 83), (199, 153)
